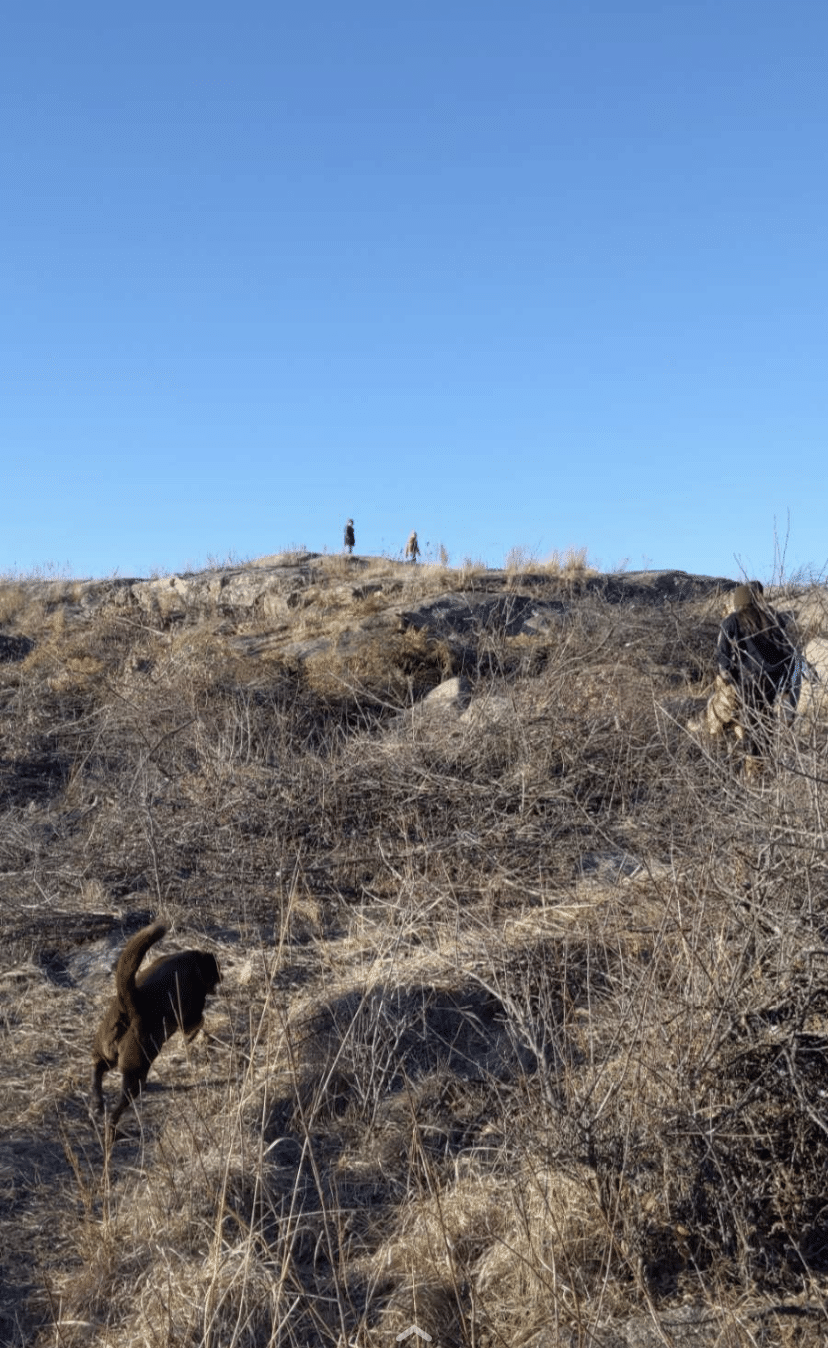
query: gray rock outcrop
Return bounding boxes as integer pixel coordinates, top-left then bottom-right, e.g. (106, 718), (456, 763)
(398, 592), (568, 640)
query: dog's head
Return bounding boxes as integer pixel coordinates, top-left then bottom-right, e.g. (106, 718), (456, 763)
(198, 952), (221, 993)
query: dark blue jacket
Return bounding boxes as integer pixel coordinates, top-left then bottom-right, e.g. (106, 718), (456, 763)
(717, 609), (797, 704)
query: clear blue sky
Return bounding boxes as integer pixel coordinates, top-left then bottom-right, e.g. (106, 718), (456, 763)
(2, 1), (826, 581)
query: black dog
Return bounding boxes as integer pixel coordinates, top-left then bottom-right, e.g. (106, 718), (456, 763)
(92, 922), (221, 1133)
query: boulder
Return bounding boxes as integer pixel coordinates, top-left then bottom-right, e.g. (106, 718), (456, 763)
(398, 592), (567, 640)
(798, 637), (828, 719)
(422, 675), (472, 713)
(590, 569), (733, 604)
(130, 564), (315, 625)
(393, 675), (472, 734)
(804, 636), (828, 682)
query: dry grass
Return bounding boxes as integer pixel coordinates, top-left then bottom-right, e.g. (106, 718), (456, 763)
(504, 545), (539, 573)
(1, 564), (828, 1345)
(0, 579), (85, 631)
(504, 545), (599, 582)
(544, 545), (598, 577)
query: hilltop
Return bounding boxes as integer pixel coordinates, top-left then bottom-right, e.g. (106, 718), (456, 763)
(1, 555), (827, 1347)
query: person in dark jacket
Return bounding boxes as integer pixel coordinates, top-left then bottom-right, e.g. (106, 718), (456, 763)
(343, 519), (355, 554)
(704, 581), (799, 777)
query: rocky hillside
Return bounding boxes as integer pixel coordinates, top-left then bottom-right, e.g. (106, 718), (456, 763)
(1, 555), (828, 1347)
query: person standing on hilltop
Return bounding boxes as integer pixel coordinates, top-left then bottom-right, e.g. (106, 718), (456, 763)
(404, 530), (420, 563)
(701, 580), (800, 779)
(343, 519), (355, 554)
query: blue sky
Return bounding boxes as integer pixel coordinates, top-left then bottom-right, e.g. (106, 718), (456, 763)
(2, 1), (826, 581)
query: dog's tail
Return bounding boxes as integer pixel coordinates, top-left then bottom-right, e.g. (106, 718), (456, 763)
(115, 921), (168, 1019)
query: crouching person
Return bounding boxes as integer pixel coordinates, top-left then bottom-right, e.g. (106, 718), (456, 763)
(704, 581), (799, 780)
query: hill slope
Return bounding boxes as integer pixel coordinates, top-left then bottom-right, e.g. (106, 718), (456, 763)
(1, 557), (827, 1346)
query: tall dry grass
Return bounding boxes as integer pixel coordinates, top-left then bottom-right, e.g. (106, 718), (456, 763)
(0, 571), (827, 1344)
